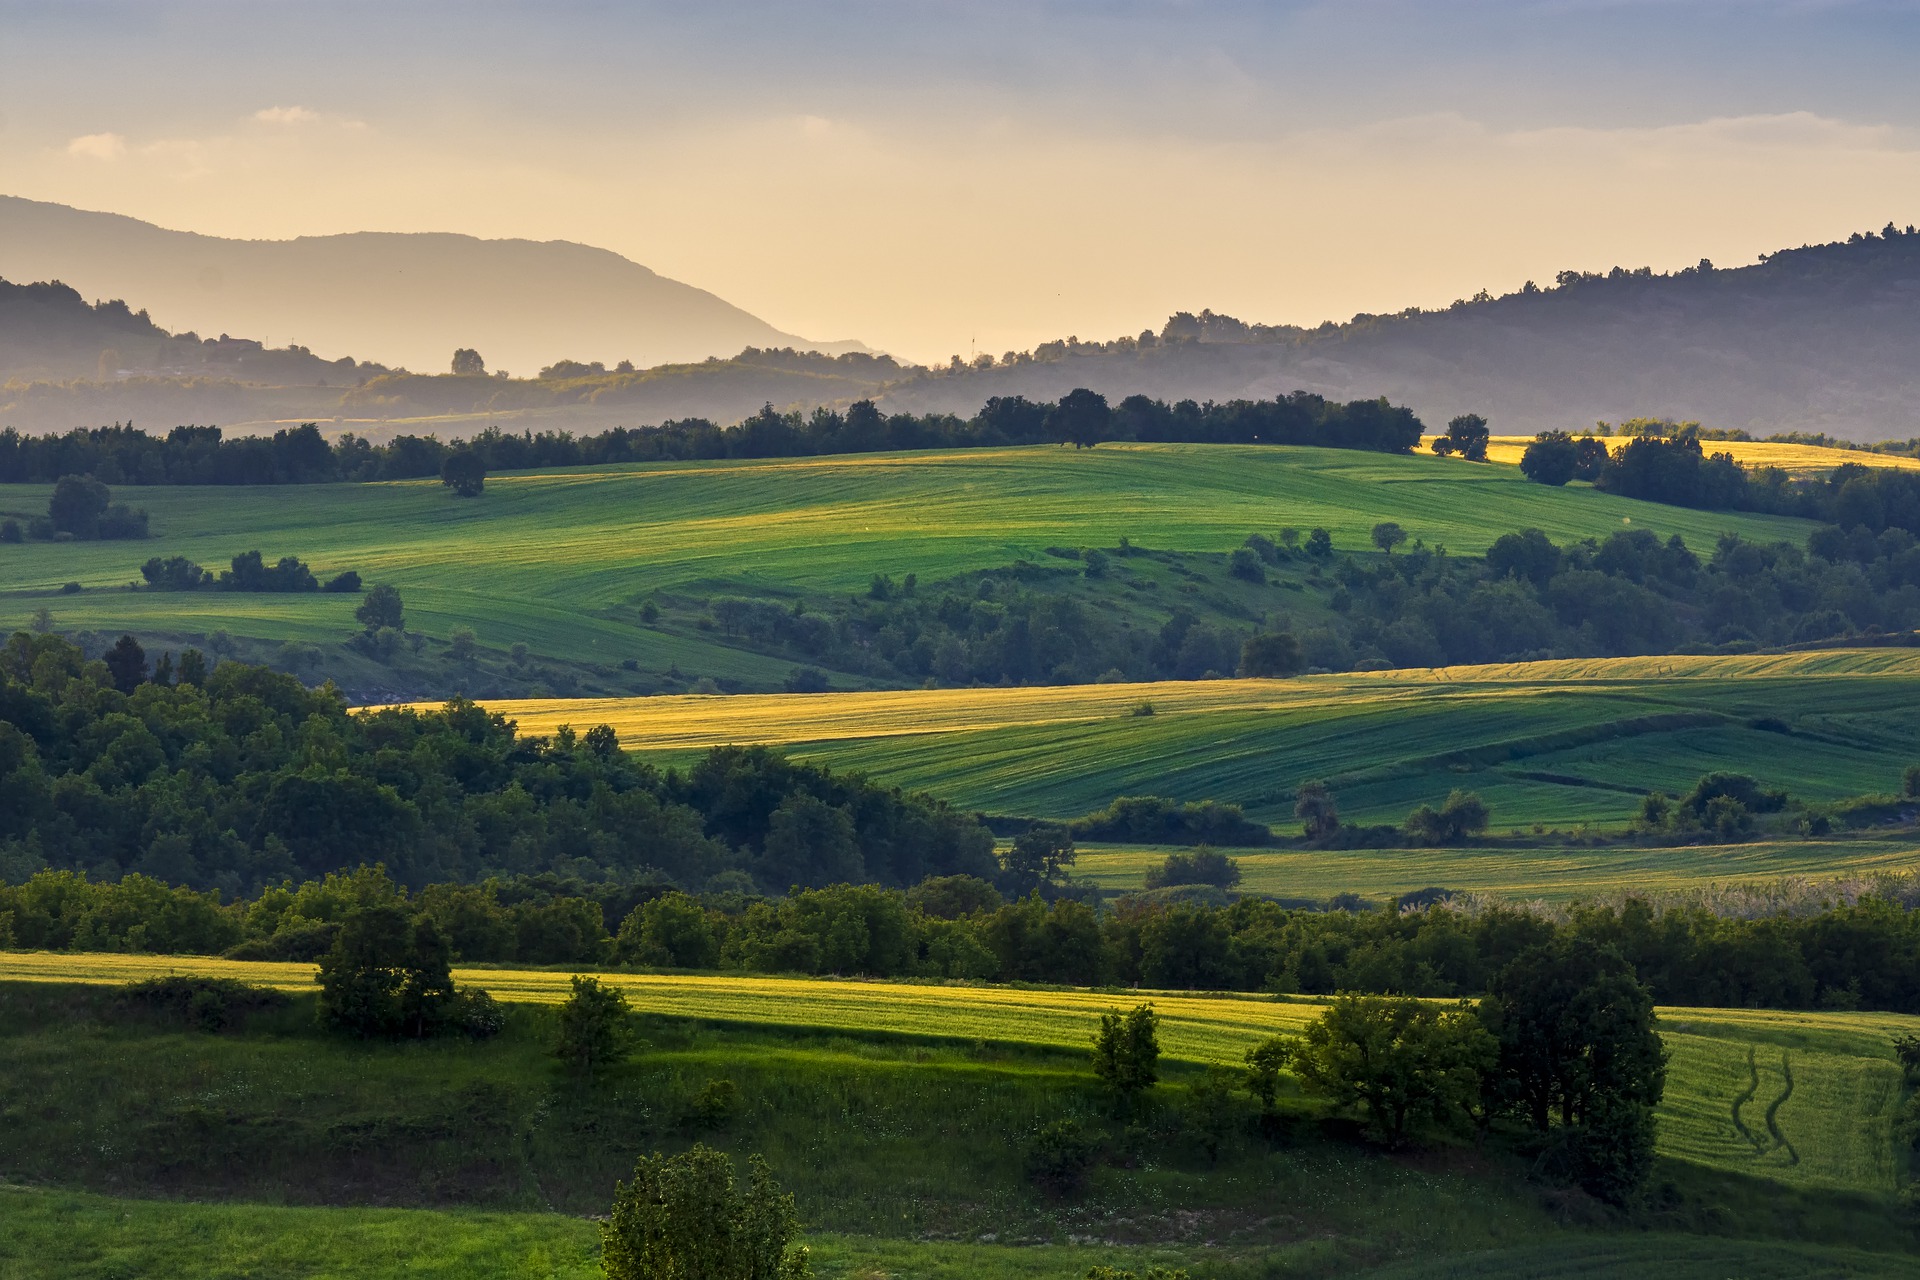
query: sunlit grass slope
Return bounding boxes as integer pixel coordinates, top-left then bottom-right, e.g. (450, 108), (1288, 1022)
(484, 649), (1920, 831)
(0, 443), (1809, 671)
(5, 952), (1916, 1200)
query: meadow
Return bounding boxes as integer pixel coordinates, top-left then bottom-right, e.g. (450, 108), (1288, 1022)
(3, 953), (1914, 1200)
(0, 443), (1810, 685)
(483, 649), (1920, 835)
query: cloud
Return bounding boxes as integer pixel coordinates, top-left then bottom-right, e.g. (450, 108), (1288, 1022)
(66, 132), (127, 160)
(253, 105), (319, 125)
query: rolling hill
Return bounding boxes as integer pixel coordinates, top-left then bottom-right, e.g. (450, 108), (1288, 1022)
(879, 228), (1920, 442)
(0, 194), (861, 376)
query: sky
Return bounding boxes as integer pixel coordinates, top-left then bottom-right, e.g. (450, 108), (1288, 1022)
(4, 0), (1920, 363)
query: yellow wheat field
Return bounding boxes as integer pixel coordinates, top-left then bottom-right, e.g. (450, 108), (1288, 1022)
(1434, 435), (1920, 476)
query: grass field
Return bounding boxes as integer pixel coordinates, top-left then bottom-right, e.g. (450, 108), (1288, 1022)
(0, 444), (1810, 684)
(4, 952), (1915, 1201)
(1071, 833), (1920, 904)
(476, 649), (1920, 833)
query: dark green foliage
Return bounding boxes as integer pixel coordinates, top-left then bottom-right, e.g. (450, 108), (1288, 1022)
(1086, 1268), (1189, 1280)
(1431, 413), (1491, 461)
(1092, 1003), (1160, 1105)
(1370, 522), (1408, 554)
(1295, 780), (1341, 842)
(440, 451), (485, 497)
(999, 822), (1076, 897)
(685, 1078), (740, 1131)
(355, 583), (404, 631)
(1519, 432), (1580, 486)
(1050, 387), (1111, 449)
(554, 975), (631, 1073)
(601, 1144), (810, 1280)
(315, 905), (494, 1039)
(449, 347), (486, 376)
(783, 666), (829, 694)
(1228, 546), (1266, 582)
(113, 976), (289, 1032)
(1239, 630), (1303, 677)
(1305, 527), (1333, 559)
(1286, 994), (1495, 1143)
(139, 555), (212, 590)
(102, 633), (146, 693)
(1024, 1117), (1097, 1191)
(0, 518), (21, 542)
(616, 892), (721, 968)
(1144, 848), (1242, 891)
(1243, 1037), (1290, 1117)
(1405, 790), (1490, 845)
(47, 473), (108, 537)
(1904, 764), (1920, 798)
(323, 569), (362, 593)
(221, 550), (319, 592)
(1071, 795), (1269, 846)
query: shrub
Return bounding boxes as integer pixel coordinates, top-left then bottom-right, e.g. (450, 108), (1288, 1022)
(1228, 546), (1266, 583)
(1083, 548), (1110, 578)
(141, 556), (212, 590)
(1092, 1003), (1160, 1106)
(601, 1145), (810, 1280)
(1405, 790), (1489, 845)
(685, 1078), (740, 1130)
(0, 518), (20, 543)
(355, 583), (404, 631)
(1145, 847), (1242, 891)
(784, 665), (830, 694)
(114, 976), (289, 1032)
(1025, 1117), (1097, 1192)
(1239, 631), (1303, 677)
(554, 974), (632, 1073)
(323, 570), (363, 593)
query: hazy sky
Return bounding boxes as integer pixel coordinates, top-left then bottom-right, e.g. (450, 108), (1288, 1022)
(5, 1), (1920, 362)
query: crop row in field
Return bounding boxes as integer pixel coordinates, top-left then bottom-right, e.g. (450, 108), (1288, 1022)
(0, 443), (1810, 675)
(6, 950), (1914, 1197)
(484, 649), (1920, 831)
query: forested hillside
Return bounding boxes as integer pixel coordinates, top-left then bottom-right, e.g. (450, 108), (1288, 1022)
(880, 226), (1920, 441)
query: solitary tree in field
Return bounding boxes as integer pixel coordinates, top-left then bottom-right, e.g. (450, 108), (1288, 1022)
(356, 584), (404, 632)
(441, 451), (486, 497)
(450, 347), (486, 376)
(601, 1145), (811, 1280)
(1092, 1002), (1160, 1109)
(1370, 522), (1408, 555)
(1430, 413), (1490, 461)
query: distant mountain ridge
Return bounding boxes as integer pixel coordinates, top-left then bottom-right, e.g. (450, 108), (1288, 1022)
(0, 195), (863, 374)
(878, 225), (1920, 442)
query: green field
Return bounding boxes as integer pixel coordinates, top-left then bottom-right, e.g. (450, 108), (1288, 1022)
(0, 443), (1810, 688)
(480, 650), (1920, 836)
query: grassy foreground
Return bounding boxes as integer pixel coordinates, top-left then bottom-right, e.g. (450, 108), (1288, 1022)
(0, 443), (1807, 680)
(3, 955), (1915, 1199)
(482, 649), (1920, 833)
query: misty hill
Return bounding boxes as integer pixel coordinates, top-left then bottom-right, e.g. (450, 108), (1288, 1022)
(0, 194), (860, 375)
(878, 226), (1920, 442)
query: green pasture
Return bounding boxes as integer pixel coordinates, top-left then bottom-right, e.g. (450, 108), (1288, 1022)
(0, 443), (1809, 680)
(741, 656), (1920, 831)
(1073, 833), (1920, 904)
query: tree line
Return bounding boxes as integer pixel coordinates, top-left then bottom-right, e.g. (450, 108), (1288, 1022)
(0, 389), (1425, 487)
(12, 860), (1920, 1016)
(0, 633), (991, 894)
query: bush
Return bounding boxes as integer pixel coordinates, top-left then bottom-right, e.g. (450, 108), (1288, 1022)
(141, 555), (212, 590)
(1405, 790), (1489, 845)
(783, 665), (830, 693)
(316, 905), (474, 1039)
(1025, 1117), (1097, 1191)
(1239, 631), (1303, 677)
(323, 570), (363, 593)
(685, 1077), (740, 1130)
(1145, 848), (1242, 891)
(554, 973), (632, 1073)
(1092, 1003), (1160, 1106)
(355, 583), (404, 631)
(1228, 546), (1266, 583)
(601, 1145), (810, 1280)
(0, 518), (21, 543)
(1905, 764), (1920, 799)
(114, 976), (289, 1032)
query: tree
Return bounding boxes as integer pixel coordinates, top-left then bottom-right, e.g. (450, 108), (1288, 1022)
(447, 627), (477, 662)
(1239, 631), (1303, 678)
(616, 893), (719, 969)
(1049, 387), (1111, 449)
(1304, 527), (1333, 559)
(48, 474), (110, 539)
(1287, 994), (1494, 1143)
(356, 584), (404, 632)
(1295, 780), (1340, 842)
(176, 648), (209, 686)
(1486, 528), (1561, 585)
(441, 451), (486, 498)
(1243, 1036), (1290, 1118)
(1442, 414), (1491, 461)
(1000, 822), (1075, 897)
(316, 905), (461, 1038)
(1519, 432), (1579, 486)
(1405, 790), (1489, 845)
(601, 1144), (811, 1280)
(1370, 522), (1408, 555)
(1092, 1002), (1160, 1107)
(103, 634), (147, 693)
(1145, 847), (1241, 890)
(1228, 547), (1266, 583)
(1906, 764), (1920, 799)
(450, 347), (486, 376)
(1480, 938), (1666, 1203)
(554, 974), (633, 1073)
